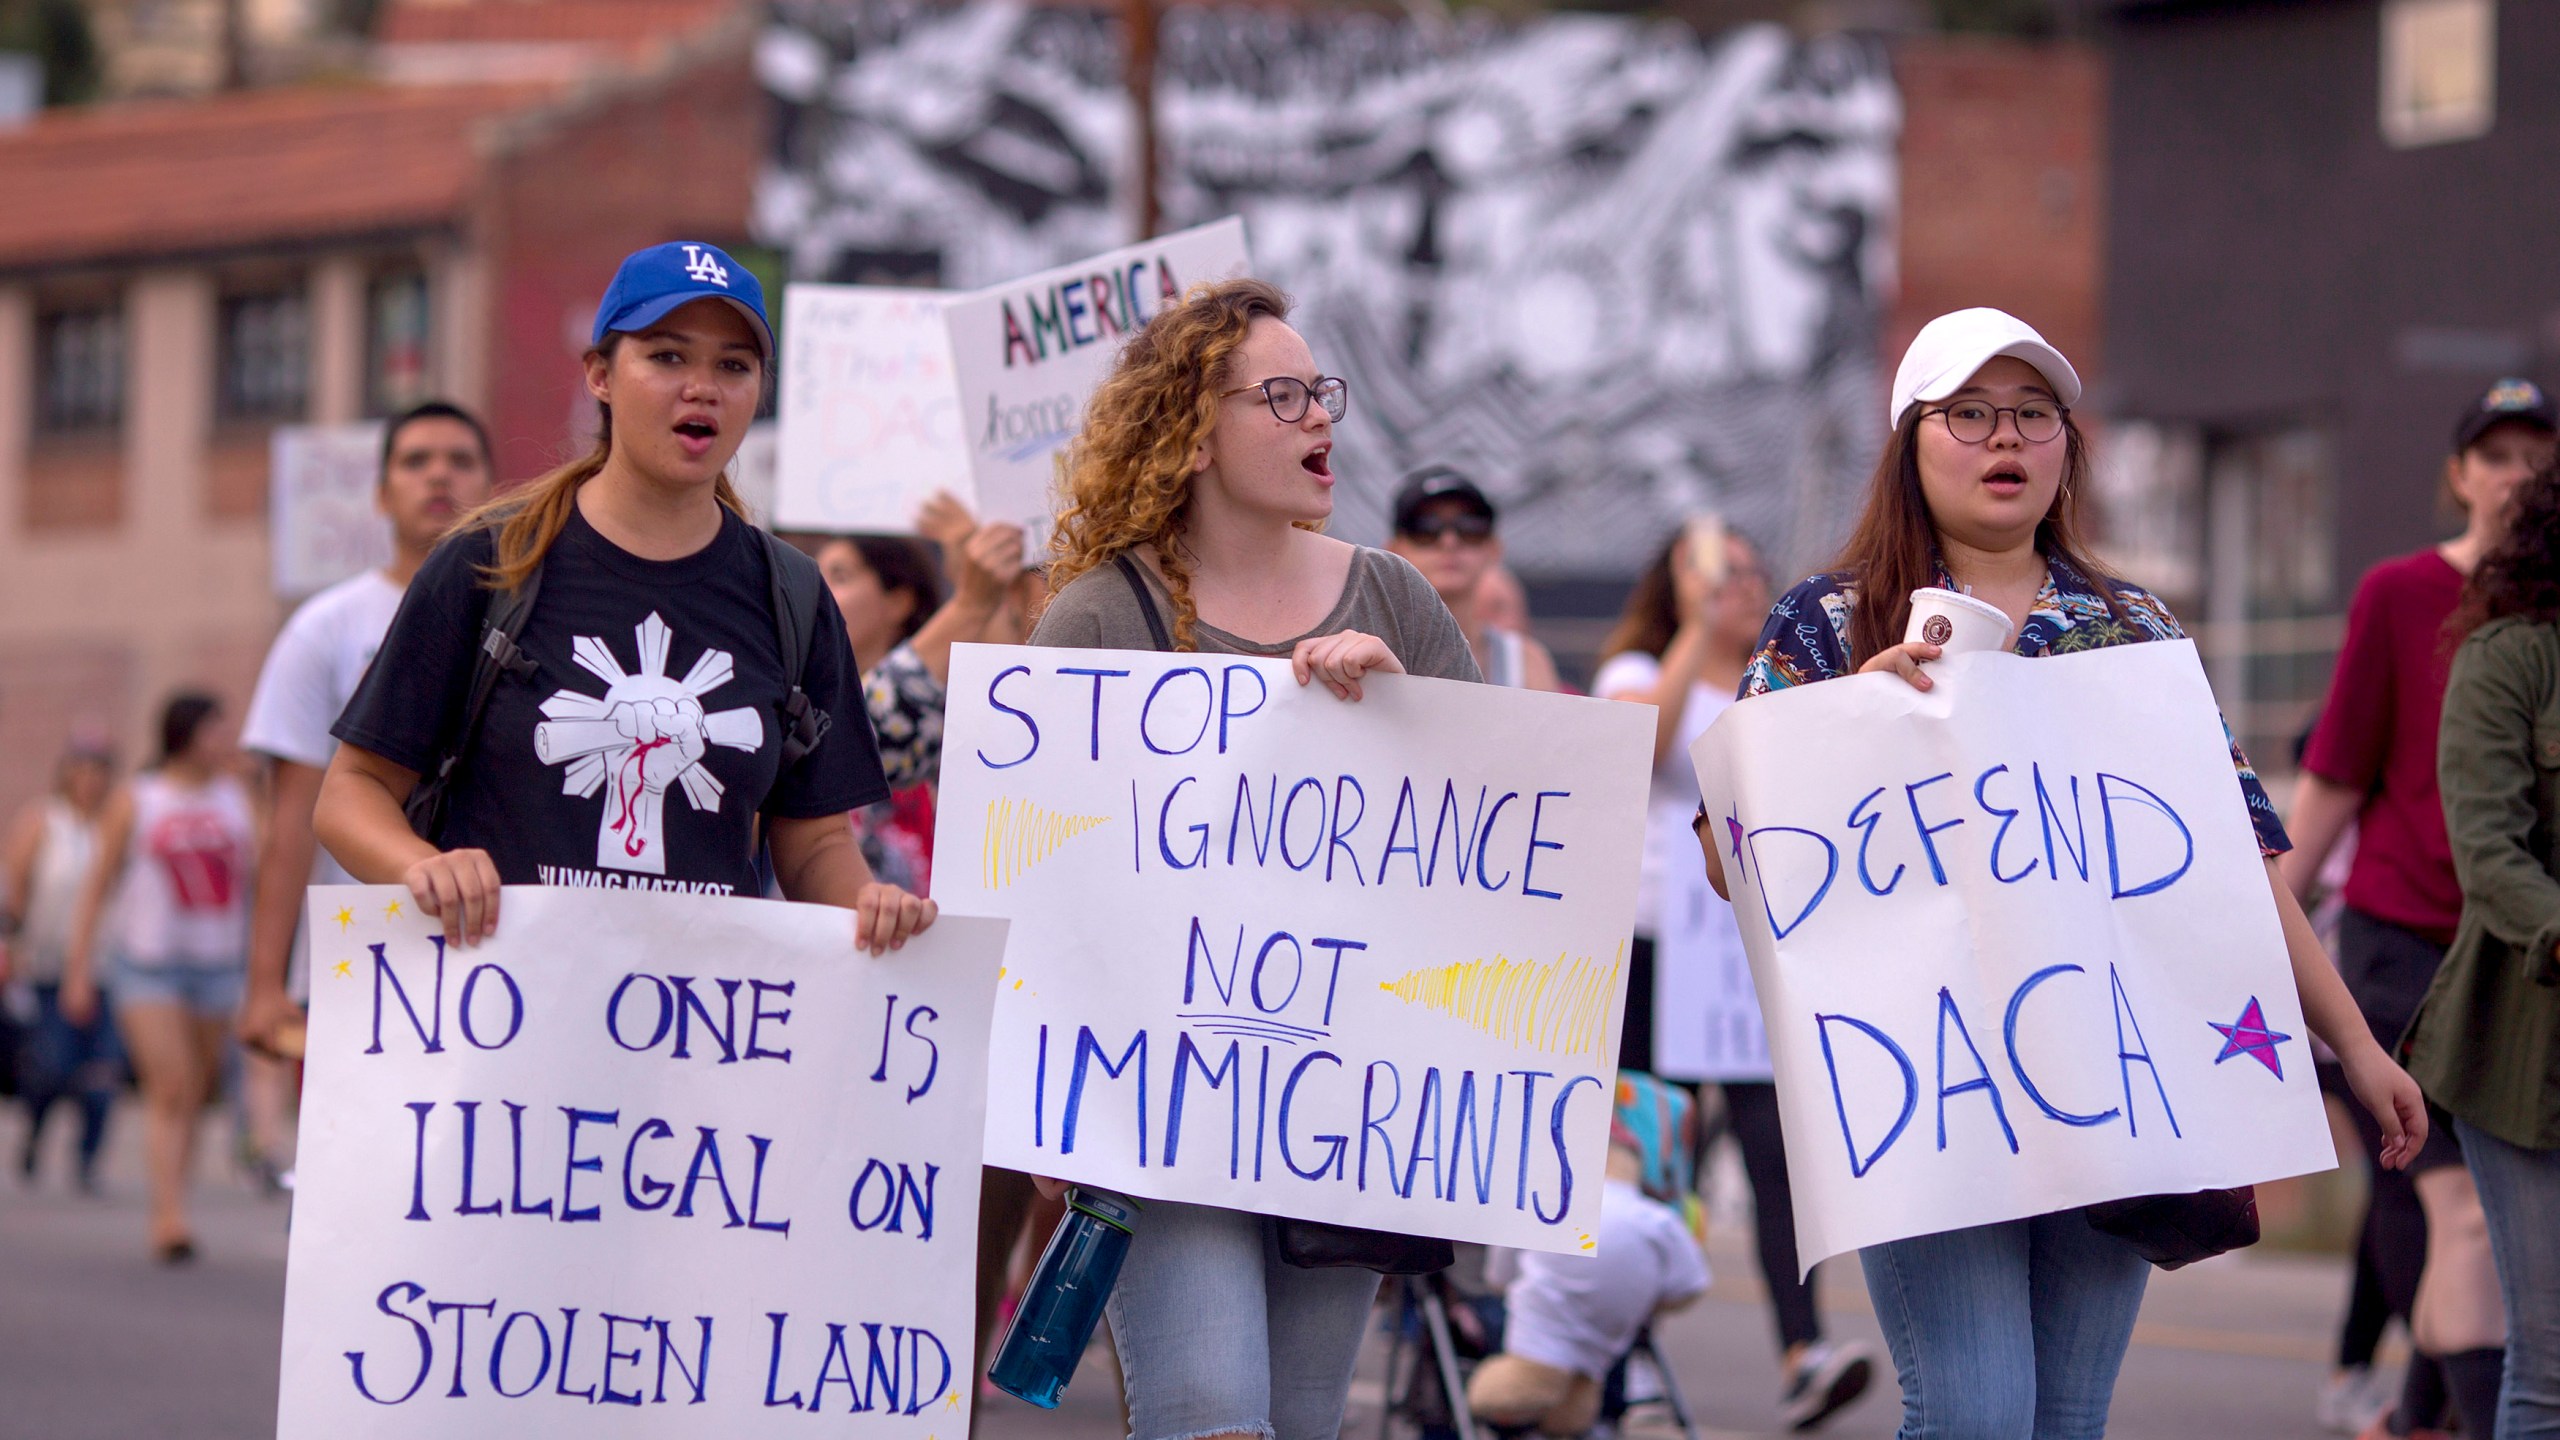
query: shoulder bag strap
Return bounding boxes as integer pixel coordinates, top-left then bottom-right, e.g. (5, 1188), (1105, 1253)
(762, 528), (834, 769)
(403, 564), (543, 840)
(1114, 553), (1174, 653)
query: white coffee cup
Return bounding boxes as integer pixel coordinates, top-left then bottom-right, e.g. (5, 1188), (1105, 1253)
(1905, 586), (2014, 656)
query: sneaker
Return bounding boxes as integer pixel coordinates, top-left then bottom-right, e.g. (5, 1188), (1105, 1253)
(1781, 1341), (1876, 1431)
(2319, 1367), (2392, 1434)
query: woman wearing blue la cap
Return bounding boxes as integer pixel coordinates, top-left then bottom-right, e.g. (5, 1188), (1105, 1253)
(315, 242), (936, 954)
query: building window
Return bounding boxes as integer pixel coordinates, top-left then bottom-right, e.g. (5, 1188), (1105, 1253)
(36, 305), (124, 432)
(218, 289), (310, 420)
(366, 270), (432, 417)
(2382, 0), (2495, 148)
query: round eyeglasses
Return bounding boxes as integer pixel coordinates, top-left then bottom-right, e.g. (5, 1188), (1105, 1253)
(1922, 400), (2068, 445)
(1219, 374), (1349, 425)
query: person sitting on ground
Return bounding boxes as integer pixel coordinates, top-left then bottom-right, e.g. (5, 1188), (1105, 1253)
(1466, 1074), (1711, 1437)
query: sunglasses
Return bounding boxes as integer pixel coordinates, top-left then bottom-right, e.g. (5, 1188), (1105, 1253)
(1400, 511), (1495, 544)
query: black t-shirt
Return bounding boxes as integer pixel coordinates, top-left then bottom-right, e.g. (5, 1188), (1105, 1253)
(334, 506), (887, 895)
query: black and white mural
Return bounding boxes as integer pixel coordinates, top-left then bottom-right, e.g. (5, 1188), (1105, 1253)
(757, 0), (1896, 575)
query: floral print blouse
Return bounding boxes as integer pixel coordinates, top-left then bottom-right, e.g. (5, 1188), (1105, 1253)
(1738, 553), (2292, 857)
(850, 640), (947, 894)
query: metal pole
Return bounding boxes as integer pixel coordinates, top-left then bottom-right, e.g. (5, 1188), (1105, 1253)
(1124, 0), (1160, 238)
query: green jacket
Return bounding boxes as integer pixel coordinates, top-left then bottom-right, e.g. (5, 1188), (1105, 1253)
(2408, 615), (2560, 1149)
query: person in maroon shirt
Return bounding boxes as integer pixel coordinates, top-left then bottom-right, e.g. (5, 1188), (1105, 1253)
(2285, 378), (2555, 1440)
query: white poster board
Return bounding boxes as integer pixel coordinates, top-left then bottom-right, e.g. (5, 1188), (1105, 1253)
(934, 644), (1652, 1253)
(730, 420), (779, 530)
(942, 218), (1252, 534)
(773, 287), (969, 534)
(1692, 642), (2336, 1271)
(271, 422), (390, 598)
(1653, 860), (1770, 1083)
(278, 886), (1004, 1437)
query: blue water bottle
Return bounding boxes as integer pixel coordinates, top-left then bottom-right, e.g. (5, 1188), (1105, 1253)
(988, 1188), (1142, 1408)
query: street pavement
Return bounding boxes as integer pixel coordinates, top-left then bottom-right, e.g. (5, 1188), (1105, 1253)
(1, 1100), (2386, 1440)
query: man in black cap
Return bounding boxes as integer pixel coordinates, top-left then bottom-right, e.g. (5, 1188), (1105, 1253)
(1385, 466), (1561, 691)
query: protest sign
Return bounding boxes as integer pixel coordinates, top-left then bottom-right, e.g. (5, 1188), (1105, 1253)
(277, 886), (1005, 1438)
(934, 644), (1652, 1253)
(942, 218), (1251, 534)
(1652, 860), (1770, 1083)
(271, 421), (389, 598)
(729, 420), (780, 530)
(774, 287), (970, 533)
(1692, 641), (2336, 1272)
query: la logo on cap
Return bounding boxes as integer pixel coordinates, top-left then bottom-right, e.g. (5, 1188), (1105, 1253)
(680, 244), (730, 288)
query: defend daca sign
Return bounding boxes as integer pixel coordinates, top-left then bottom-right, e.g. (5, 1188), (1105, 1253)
(1692, 641), (2337, 1273)
(276, 888), (1005, 1437)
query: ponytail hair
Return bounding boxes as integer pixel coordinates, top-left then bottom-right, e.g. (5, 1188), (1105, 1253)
(460, 337), (750, 592)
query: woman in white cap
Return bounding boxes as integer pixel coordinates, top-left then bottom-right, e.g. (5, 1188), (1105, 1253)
(314, 241), (932, 956)
(1710, 308), (2428, 1437)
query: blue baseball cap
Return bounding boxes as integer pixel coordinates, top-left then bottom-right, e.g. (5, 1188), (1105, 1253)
(591, 241), (773, 361)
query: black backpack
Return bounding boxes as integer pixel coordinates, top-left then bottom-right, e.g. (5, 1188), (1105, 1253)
(401, 527), (834, 842)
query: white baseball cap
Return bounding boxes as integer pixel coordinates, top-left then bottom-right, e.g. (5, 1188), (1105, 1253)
(1888, 308), (2081, 433)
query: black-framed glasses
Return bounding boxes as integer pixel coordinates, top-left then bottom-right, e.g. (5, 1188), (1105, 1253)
(1923, 400), (2068, 445)
(1400, 511), (1495, 544)
(1219, 374), (1349, 424)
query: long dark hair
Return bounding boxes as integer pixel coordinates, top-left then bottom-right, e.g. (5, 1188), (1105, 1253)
(157, 691), (221, 767)
(1830, 410), (2121, 667)
(2449, 461), (2560, 641)
(849, 535), (944, 645)
(1600, 533), (1683, 662)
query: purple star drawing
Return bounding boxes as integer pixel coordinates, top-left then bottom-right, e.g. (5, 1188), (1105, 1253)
(2208, 997), (2293, 1078)
(1724, 811), (1747, 882)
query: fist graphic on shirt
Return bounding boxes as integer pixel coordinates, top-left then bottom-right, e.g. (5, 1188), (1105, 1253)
(610, 697), (709, 792)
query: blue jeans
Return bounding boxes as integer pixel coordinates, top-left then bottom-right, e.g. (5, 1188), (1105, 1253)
(1105, 1201), (1381, 1440)
(2459, 1118), (2560, 1438)
(1860, 1209), (2151, 1439)
(13, 983), (121, 1177)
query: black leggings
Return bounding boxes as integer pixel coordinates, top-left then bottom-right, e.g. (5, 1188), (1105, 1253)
(1725, 1081), (1823, 1353)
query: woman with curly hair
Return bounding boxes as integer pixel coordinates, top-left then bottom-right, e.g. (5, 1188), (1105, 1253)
(1028, 276), (1479, 1440)
(2406, 456), (2560, 1440)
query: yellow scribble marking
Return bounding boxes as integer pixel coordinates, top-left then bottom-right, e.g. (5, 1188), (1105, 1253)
(332, 959), (352, 979)
(980, 797), (1111, 890)
(1377, 944), (1624, 1060)
(334, 907), (354, 930)
(384, 899), (403, 919)
(1579, 1233), (1597, 1251)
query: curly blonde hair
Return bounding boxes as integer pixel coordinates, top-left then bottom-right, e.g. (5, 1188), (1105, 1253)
(1047, 276), (1293, 650)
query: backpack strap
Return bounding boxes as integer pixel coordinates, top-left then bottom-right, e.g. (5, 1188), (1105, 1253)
(403, 564), (544, 841)
(1115, 553), (1174, 653)
(761, 528), (833, 768)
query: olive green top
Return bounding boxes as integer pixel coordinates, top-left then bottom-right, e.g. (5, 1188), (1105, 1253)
(1031, 545), (1483, 684)
(2407, 615), (2560, 1148)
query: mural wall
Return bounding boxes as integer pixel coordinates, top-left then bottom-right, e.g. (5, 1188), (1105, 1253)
(757, 0), (1897, 575)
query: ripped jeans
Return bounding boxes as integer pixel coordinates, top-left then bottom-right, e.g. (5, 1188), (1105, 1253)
(1106, 1200), (1381, 1440)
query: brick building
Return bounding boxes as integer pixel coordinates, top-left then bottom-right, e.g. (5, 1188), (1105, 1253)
(0, 21), (760, 822)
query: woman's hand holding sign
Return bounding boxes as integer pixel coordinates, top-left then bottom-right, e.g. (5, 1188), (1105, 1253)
(1858, 640), (1944, 692)
(854, 882), (937, 955)
(405, 847), (502, 949)
(1293, 630), (1403, 701)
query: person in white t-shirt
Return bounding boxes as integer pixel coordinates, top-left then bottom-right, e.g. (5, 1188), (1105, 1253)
(236, 402), (493, 1059)
(1594, 520), (1877, 1430)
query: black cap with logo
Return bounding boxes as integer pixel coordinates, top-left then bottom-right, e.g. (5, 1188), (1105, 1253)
(2452, 378), (2558, 454)
(1391, 465), (1497, 534)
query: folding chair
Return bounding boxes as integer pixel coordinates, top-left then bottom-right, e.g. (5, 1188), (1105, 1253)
(1376, 1274), (1703, 1440)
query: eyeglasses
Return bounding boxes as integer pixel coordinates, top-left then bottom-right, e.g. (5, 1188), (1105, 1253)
(1400, 511), (1495, 545)
(1219, 374), (1349, 425)
(1922, 400), (2068, 445)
